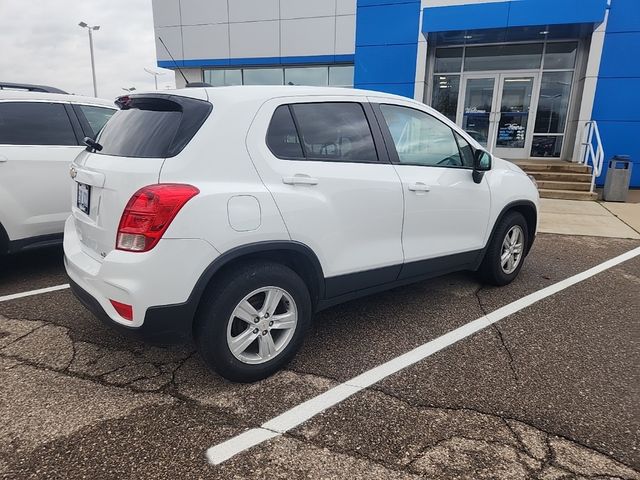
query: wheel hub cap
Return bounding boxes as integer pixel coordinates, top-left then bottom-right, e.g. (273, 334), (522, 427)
(226, 286), (298, 365)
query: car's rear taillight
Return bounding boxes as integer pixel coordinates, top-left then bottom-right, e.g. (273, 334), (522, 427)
(116, 184), (199, 252)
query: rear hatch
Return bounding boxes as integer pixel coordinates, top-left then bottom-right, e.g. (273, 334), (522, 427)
(70, 93), (212, 261)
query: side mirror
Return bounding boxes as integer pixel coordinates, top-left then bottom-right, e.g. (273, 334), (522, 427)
(472, 149), (491, 183)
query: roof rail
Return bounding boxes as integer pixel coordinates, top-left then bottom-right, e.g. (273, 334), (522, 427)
(0, 82), (68, 94)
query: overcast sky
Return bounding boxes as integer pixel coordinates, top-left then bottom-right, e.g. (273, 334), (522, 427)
(0, 0), (175, 101)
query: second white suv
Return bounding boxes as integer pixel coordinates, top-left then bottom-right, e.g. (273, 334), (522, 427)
(0, 84), (116, 254)
(64, 86), (539, 382)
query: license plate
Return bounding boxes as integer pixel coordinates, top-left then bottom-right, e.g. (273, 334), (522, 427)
(77, 182), (91, 215)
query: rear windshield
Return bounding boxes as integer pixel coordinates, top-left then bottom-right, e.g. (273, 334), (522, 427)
(95, 95), (212, 158)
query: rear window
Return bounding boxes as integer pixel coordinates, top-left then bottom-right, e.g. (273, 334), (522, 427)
(0, 101), (78, 146)
(95, 95), (212, 158)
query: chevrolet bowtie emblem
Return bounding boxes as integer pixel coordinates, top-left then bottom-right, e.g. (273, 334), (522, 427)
(70, 166), (77, 179)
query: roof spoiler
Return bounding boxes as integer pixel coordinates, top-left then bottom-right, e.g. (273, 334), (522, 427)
(185, 82), (212, 88)
(0, 82), (68, 94)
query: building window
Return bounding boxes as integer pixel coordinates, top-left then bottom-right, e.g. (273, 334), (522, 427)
(430, 75), (459, 122)
(203, 69), (242, 86)
(285, 67), (328, 86)
(434, 48), (463, 73)
(203, 65), (354, 88)
(464, 43), (543, 71)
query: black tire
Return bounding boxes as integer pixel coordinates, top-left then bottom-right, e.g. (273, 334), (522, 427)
(478, 211), (528, 286)
(194, 261), (311, 382)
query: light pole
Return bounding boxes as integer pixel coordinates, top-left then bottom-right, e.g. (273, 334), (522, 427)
(144, 68), (163, 90)
(78, 21), (100, 97)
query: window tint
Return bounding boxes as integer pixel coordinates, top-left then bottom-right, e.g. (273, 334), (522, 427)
(97, 95), (211, 158)
(454, 131), (475, 168)
(266, 105), (304, 158)
(77, 105), (115, 137)
(380, 105), (463, 167)
(0, 102), (77, 146)
(291, 103), (377, 162)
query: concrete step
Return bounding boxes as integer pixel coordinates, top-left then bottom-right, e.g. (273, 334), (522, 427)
(538, 189), (598, 201)
(536, 180), (591, 191)
(516, 162), (592, 174)
(529, 171), (592, 183)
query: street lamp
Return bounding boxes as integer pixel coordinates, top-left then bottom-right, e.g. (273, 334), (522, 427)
(122, 87), (136, 93)
(78, 21), (100, 97)
(143, 68), (164, 90)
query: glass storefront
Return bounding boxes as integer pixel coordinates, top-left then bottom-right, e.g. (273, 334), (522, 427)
(204, 65), (354, 88)
(428, 41), (577, 158)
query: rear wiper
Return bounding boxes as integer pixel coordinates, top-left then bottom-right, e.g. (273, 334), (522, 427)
(83, 136), (103, 152)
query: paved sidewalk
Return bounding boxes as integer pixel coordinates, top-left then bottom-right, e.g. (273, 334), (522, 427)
(539, 198), (640, 239)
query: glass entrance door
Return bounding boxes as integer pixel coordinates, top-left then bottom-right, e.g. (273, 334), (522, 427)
(493, 75), (538, 158)
(458, 73), (539, 158)
(459, 76), (498, 148)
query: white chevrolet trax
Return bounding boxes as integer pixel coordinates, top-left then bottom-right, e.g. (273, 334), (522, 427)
(64, 86), (539, 382)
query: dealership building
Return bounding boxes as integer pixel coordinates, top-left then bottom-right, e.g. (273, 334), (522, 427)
(152, 0), (639, 187)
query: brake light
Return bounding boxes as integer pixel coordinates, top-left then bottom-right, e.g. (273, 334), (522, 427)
(110, 300), (133, 321)
(116, 184), (199, 252)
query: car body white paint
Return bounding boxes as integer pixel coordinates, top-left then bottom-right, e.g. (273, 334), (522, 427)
(64, 85), (539, 329)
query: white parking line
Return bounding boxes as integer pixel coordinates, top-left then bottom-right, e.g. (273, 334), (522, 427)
(0, 284), (70, 303)
(206, 245), (640, 465)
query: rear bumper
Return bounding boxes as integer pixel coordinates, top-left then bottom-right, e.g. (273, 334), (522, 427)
(63, 216), (219, 344)
(68, 277), (193, 344)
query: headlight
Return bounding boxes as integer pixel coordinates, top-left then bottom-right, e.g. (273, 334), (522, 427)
(527, 174), (538, 188)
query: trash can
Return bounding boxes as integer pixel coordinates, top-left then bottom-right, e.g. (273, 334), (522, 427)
(603, 155), (633, 202)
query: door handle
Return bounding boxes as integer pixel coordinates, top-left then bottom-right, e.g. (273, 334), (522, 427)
(282, 174), (319, 186)
(408, 182), (431, 192)
(0, 155), (7, 163)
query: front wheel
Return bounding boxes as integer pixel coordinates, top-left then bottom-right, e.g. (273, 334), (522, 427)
(478, 211), (529, 286)
(194, 261), (311, 382)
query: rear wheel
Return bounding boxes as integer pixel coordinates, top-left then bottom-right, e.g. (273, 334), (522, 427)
(194, 261), (311, 382)
(479, 211), (528, 286)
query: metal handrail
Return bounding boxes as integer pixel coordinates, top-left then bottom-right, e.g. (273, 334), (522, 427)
(579, 120), (604, 193)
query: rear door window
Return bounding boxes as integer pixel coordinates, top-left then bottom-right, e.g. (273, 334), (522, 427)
(266, 105), (304, 159)
(0, 101), (78, 146)
(96, 95), (212, 158)
(75, 105), (116, 137)
(291, 103), (378, 162)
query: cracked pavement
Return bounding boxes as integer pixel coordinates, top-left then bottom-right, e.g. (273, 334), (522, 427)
(0, 234), (638, 479)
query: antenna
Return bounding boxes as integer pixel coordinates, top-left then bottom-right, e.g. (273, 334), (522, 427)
(158, 36), (189, 85)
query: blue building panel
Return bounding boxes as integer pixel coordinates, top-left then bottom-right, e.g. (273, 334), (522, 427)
(353, 0), (420, 98)
(598, 33), (640, 78)
(354, 44), (418, 84)
(506, 0), (607, 28)
(605, 0), (640, 32)
(594, 122), (640, 188)
(356, 2), (423, 46)
(423, 2), (510, 32)
(593, 0), (640, 187)
(422, 0), (607, 33)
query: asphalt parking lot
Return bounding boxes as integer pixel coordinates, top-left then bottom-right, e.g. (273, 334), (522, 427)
(0, 233), (638, 479)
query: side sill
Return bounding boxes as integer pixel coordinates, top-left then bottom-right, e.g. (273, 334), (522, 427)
(8, 233), (63, 253)
(317, 249), (482, 311)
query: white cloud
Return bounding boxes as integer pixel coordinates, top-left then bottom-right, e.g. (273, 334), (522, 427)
(0, 0), (175, 101)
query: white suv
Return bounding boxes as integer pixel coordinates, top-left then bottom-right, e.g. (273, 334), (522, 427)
(64, 86), (539, 382)
(0, 84), (116, 254)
